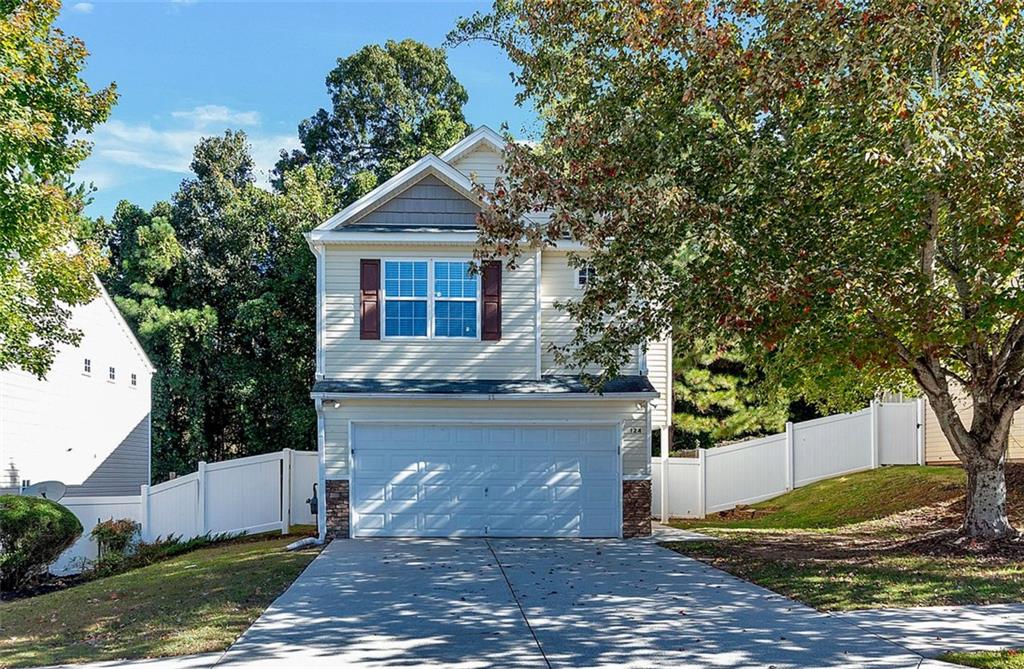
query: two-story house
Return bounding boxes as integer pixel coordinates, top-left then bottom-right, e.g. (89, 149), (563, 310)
(307, 127), (671, 540)
(1, 277), (154, 497)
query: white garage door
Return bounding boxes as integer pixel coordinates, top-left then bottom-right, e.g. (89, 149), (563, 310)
(350, 423), (621, 537)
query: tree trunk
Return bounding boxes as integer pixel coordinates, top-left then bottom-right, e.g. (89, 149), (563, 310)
(926, 388), (1017, 541)
(961, 452), (1015, 540)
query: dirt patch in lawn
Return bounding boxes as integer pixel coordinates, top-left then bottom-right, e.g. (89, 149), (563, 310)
(667, 464), (1024, 610)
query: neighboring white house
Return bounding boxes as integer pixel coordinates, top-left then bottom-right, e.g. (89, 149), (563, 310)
(0, 279), (154, 497)
(306, 127), (673, 540)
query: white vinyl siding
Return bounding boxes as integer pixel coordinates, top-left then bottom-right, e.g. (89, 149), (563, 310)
(540, 251), (641, 376)
(321, 399), (649, 479)
(0, 287), (152, 496)
(323, 245), (536, 380)
(646, 336), (672, 429)
(450, 145), (504, 190)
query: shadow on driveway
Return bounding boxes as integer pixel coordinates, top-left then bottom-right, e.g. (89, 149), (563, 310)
(216, 538), (930, 668)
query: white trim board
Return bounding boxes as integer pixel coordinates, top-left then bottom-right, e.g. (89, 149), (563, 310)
(439, 126), (508, 164)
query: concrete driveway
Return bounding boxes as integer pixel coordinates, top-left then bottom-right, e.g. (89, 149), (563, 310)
(216, 538), (929, 668)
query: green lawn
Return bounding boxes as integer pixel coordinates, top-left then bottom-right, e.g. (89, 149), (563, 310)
(665, 465), (1024, 612)
(0, 533), (319, 668)
(669, 465), (966, 530)
(939, 649), (1024, 669)
(674, 536), (1024, 610)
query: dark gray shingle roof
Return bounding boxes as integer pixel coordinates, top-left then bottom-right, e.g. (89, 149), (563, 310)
(340, 223), (477, 233)
(311, 375), (657, 397)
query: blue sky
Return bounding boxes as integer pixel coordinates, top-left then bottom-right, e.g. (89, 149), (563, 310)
(58, 1), (535, 220)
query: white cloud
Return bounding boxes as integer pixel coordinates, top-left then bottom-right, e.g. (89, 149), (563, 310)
(171, 104), (260, 128)
(71, 2), (93, 12)
(83, 105), (299, 189)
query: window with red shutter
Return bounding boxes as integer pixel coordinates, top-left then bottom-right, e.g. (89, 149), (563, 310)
(481, 260), (502, 341)
(359, 259), (380, 340)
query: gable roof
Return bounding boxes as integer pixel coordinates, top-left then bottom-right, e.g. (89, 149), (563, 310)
(439, 125), (507, 164)
(93, 277), (156, 374)
(314, 155), (479, 232)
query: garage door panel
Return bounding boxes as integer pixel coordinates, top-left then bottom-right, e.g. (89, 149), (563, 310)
(351, 423), (620, 537)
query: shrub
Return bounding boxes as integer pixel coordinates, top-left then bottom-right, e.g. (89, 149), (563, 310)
(84, 533), (229, 579)
(90, 518), (139, 556)
(0, 495), (83, 591)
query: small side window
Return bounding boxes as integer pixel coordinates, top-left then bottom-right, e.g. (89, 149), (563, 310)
(131, 373), (137, 387)
(108, 366), (116, 382)
(576, 263), (596, 289)
(83, 358), (91, 374)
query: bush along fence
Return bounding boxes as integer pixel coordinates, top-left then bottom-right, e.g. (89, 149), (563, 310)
(51, 448), (318, 575)
(652, 399), (925, 520)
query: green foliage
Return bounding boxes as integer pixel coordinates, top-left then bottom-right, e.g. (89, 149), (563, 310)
(102, 132), (323, 476)
(0, 496), (83, 590)
(85, 532), (224, 579)
(672, 343), (788, 449)
(276, 39), (471, 201)
(89, 518), (139, 557)
(455, 1), (1024, 536)
(938, 649), (1024, 669)
(0, 0), (116, 377)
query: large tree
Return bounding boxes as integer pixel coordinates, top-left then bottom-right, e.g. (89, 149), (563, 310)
(276, 39), (471, 201)
(104, 134), (337, 478)
(0, 0), (116, 376)
(452, 0), (1024, 539)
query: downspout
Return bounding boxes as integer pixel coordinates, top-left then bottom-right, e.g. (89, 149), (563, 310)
(315, 398), (327, 542)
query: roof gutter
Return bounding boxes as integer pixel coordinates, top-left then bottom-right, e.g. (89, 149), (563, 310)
(310, 391), (659, 401)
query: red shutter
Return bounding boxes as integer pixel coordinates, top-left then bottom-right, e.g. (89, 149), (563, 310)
(359, 259), (380, 340)
(481, 261), (502, 341)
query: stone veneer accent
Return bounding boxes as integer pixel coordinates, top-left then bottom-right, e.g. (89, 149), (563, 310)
(325, 479), (350, 539)
(622, 479), (652, 538)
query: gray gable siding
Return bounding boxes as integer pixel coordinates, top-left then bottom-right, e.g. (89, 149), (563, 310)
(64, 413), (150, 497)
(351, 175), (479, 228)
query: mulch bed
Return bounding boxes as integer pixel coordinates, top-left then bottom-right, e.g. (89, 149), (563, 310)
(1, 573), (88, 603)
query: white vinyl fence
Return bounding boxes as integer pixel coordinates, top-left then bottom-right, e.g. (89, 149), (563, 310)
(652, 399), (924, 520)
(52, 448), (318, 575)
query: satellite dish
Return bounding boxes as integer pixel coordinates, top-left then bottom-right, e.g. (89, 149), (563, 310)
(22, 481), (67, 502)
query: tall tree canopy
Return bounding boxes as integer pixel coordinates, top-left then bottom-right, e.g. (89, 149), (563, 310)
(452, 0), (1024, 539)
(276, 38), (471, 202)
(672, 344), (789, 451)
(0, 0), (116, 376)
(102, 132), (331, 477)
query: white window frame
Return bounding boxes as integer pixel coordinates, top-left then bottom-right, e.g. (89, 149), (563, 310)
(380, 257), (481, 341)
(131, 373), (137, 388)
(108, 366), (116, 382)
(576, 262), (596, 289)
(83, 358), (91, 375)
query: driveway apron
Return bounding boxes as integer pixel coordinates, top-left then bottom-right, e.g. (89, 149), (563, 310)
(217, 538), (930, 668)
(488, 539), (925, 668)
(216, 539), (545, 668)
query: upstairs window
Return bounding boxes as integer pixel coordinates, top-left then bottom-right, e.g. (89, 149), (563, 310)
(577, 262), (597, 289)
(433, 261), (477, 338)
(381, 259), (479, 339)
(108, 366), (116, 381)
(383, 261), (428, 337)
(83, 358), (91, 374)
(131, 373), (137, 387)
